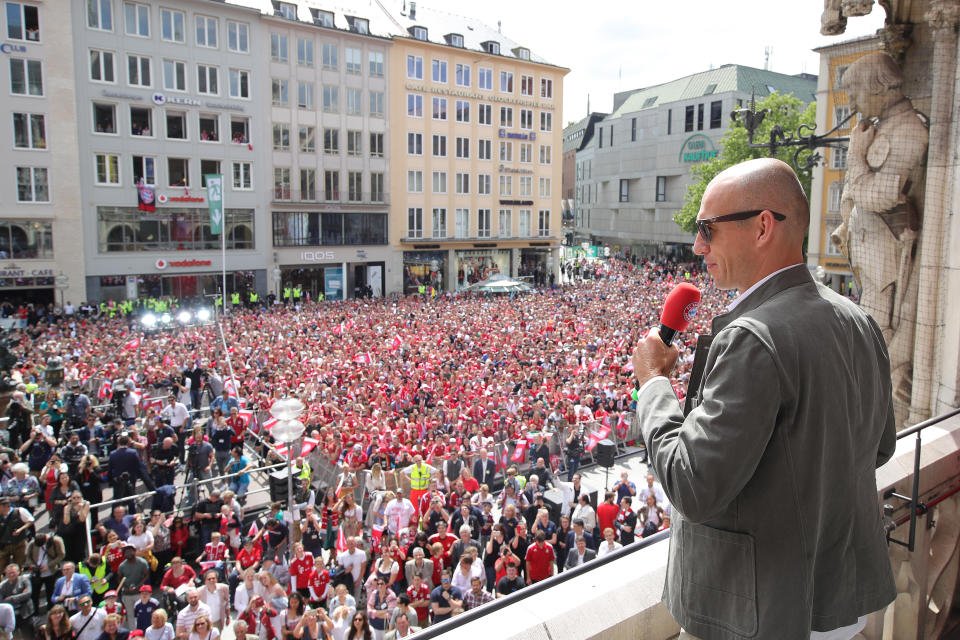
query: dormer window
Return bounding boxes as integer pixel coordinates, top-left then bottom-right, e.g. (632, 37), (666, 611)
(514, 47), (530, 60)
(410, 25), (427, 41)
(482, 41), (500, 55)
(272, 1), (297, 20)
(310, 9), (333, 27)
(347, 16), (369, 34)
(446, 33), (464, 48)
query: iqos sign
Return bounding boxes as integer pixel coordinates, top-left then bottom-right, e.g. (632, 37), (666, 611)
(300, 251), (336, 262)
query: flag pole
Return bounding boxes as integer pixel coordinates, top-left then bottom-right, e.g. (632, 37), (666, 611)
(221, 173), (227, 312)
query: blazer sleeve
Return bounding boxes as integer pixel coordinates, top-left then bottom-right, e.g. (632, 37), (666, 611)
(52, 577), (64, 601)
(78, 575), (93, 598)
(635, 326), (781, 524)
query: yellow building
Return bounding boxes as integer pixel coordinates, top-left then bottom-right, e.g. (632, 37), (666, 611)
(809, 35), (881, 294)
(386, 9), (568, 293)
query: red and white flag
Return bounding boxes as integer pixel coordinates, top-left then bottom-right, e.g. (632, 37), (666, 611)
(122, 337), (140, 351)
(509, 439), (528, 463)
(332, 323), (344, 336)
(261, 417), (278, 432)
(97, 380), (113, 401)
(616, 413), (629, 438)
(224, 378), (240, 398)
(585, 430), (604, 452)
(354, 352), (374, 365)
(237, 409), (254, 430)
(389, 335), (403, 352)
(141, 396), (166, 412)
(624, 360), (635, 372)
(274, 437), (320, 458)
(496, 445), (509, 471)
(335, 527), (348, 553)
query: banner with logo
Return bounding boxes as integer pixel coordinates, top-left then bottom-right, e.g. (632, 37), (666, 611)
(205, 174), (223, 235)
(137, 179), (155, 212)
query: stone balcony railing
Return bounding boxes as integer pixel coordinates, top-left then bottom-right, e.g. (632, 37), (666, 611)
(424, 409), (960, 640)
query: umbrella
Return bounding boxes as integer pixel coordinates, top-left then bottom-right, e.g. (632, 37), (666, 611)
(465, 274), (534, 294)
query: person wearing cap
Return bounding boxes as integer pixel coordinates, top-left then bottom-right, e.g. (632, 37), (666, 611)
(98, 590), (126, 620)
(116, 545), (148, 630)
(133, 586), (159, 632)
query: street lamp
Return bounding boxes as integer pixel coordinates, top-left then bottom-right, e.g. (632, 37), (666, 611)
(269, 397), (305, 561)
(55, 273), (69, 309)
(272, 267), (282, 298)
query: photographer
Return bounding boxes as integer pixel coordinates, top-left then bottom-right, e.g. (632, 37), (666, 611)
(116, 381), (138, 427)
(4, 392), (33, 450)
(149, 437), (179, 488)
(62, 382), (91, 432)
(59, 431), (88, 477)
(185, 426), (215, 508)
(18, 426), (56, 476)
(160, 395), (190, 464)
(564, 424), (584, 483)
(107, 435), (155, 511)
(187, 362), (204, 412)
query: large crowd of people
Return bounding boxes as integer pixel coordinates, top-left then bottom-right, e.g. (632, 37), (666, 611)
(0, 258), (731, 640)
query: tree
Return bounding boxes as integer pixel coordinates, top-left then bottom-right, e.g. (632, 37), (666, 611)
(674, 92), (818, 233)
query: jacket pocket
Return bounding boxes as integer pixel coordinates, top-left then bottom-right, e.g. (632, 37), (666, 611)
(680, 524), (758, 637)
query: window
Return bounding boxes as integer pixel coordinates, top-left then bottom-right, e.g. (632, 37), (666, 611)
(477, 209), (491, 237)
(228, 21), (249, 53)
(537, 210), (550, 236)
(348, 172), (362, 202)
(323, 170), (339, 200)
(369, 51), (384, 77)
(519, 143), (532, 164)
(230, 116), (249, 143)
(87, 0), (112, 30)
(167, 157), (189, 187)
(94, 154), (120, 185)
(448, 33), (463, 47)
(499, 141), (512, 162)
(272, 123), (289, 150)
(271, 79), (288, 106)
(456, 63), (470, 87)
(321, 43), (337, 70)
(89, 49), (115, 83)
(539, 145), (552, 165)
(345, 48), (362, 74)
(455, 137), (469, 159)
(608, 125), (613, 146)
(477, 174), (491, 195)
(127, 54), (151, 87)
(835, 105), (851, 129)
(432, 208), (446, 238)
(520, 109), (533, 130)
(518, 209), (530, 236)
(710, 100), (722, 129)
(16, 166), (47, 201)
(455, 173), (469, 195)
(432, 59), (447, 83)
(124, 2), (148, 37)
(197, 64), (218, 95)
(12, 113), (44, 149)
(831, 147), (848, 170)
(685, 105), (694, 132)
(619, 179), (628, 202)
(539, 177), (551, 198)
(519, 176), (532, 197)
(407, 132), (421, 155)
(299, 126), (315, 152)
(160, 8), (184, 42)
(498, 209), (511, 237)
(346, 88), (361, 115)
(407, 208), (423, 238)
(540, 78), (553, 99)
(199, 160), (219, 187)
(834, 65), (848, 91)
(232, 161), (252, 190)
(432, 97), (447, 120)
(479, 104), (492, 126)
(321, 85), (338, 112)
(283, 167), (301, 200)
(499, 175), (512, 196)
(656, 176), (666, 202)
(407, 55), (422, 80)
(270, 33), (288, 62)
(370, 173), (384, 202)
(432, 134), (446, 157)
(500, 107), (513, 128)
(297, 82), (314, 110)
(92, 102), (116, 134)
(407, 94), (423, 118)
(5, 3), (39, 42)
(196, 15), (217, 48)
(165, 111), (186, 139)
(520, 75), (533, 96)
(323, 128), (339, 154)
(598, 128), (603, 148)
(348, 16), (368, 34)
(456, 100), (470, 123)
(297, 38), (314, 67)
(484, 41), (499, 55)
(369, 132), (384, 158)
(407, 170), (423, 193)
(369, 91), (384, 118)
(500, 72), (513, 93)
(347, 130), (361, 156)
(274, 167), (292, 199)
(478, 139), (491, 160)
(631, 117), (636, 141)
(432, 171), (446, 194)
(828, 181), (843, 212)
(667, 109), (672, 135)
(132, 155), (155, 185)
(412, 26), (427, 40)
(540, 112), (552, 132)
(478, 67), (492, 90)
(229, 69), (249, 98)
(163, 59), (186, 91)
(130, 106), (151, 136)
(455, 208), (469, 237)
(697, 103), (704, 130)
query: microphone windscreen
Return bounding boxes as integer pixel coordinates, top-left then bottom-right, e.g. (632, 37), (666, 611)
(660, 283), (702, 333)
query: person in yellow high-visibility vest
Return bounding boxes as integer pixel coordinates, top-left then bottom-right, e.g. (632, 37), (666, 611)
(249, 291), (258, 308)
(283, 286), (292, 304)
(403, 456), (435, 517)
(231, 292), (241, 307)
(293, 285), (303, 304)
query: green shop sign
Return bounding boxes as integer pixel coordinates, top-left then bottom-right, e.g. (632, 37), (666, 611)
(679, 134), (718, 163)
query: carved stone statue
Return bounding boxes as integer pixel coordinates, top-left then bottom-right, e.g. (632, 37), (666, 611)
(831, 52), (928, 427)
(821, 0), (876, 34)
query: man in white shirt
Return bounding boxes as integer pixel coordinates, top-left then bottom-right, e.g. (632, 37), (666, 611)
(161, 395), (190, 430)
(638, 473), (667, 506)
(596, 528), (621, 559)
(383, 490), (416, 537)
(176, 588), (211, 638)
(337, 537), (367, 601)
(197, 570), (230, 630)
(70, 596), (106, 640)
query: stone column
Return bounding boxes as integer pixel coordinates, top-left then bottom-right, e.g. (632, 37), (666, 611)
(908, 0), (960, 425)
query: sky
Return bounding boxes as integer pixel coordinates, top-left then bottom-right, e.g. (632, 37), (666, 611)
(441, 0), (887, 124)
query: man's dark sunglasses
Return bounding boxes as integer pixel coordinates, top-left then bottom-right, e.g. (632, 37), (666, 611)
(695, 209), (786, 242)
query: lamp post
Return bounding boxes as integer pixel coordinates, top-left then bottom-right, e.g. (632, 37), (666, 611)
(55, 273), (68, 310)
(269, 397), (305, 562)
(272, 267), (282, 299)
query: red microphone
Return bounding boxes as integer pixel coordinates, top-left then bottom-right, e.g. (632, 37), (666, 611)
(659, 283), (701, 346)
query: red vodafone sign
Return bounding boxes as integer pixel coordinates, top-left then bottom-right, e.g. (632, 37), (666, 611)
(155, 258), (212, 270)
